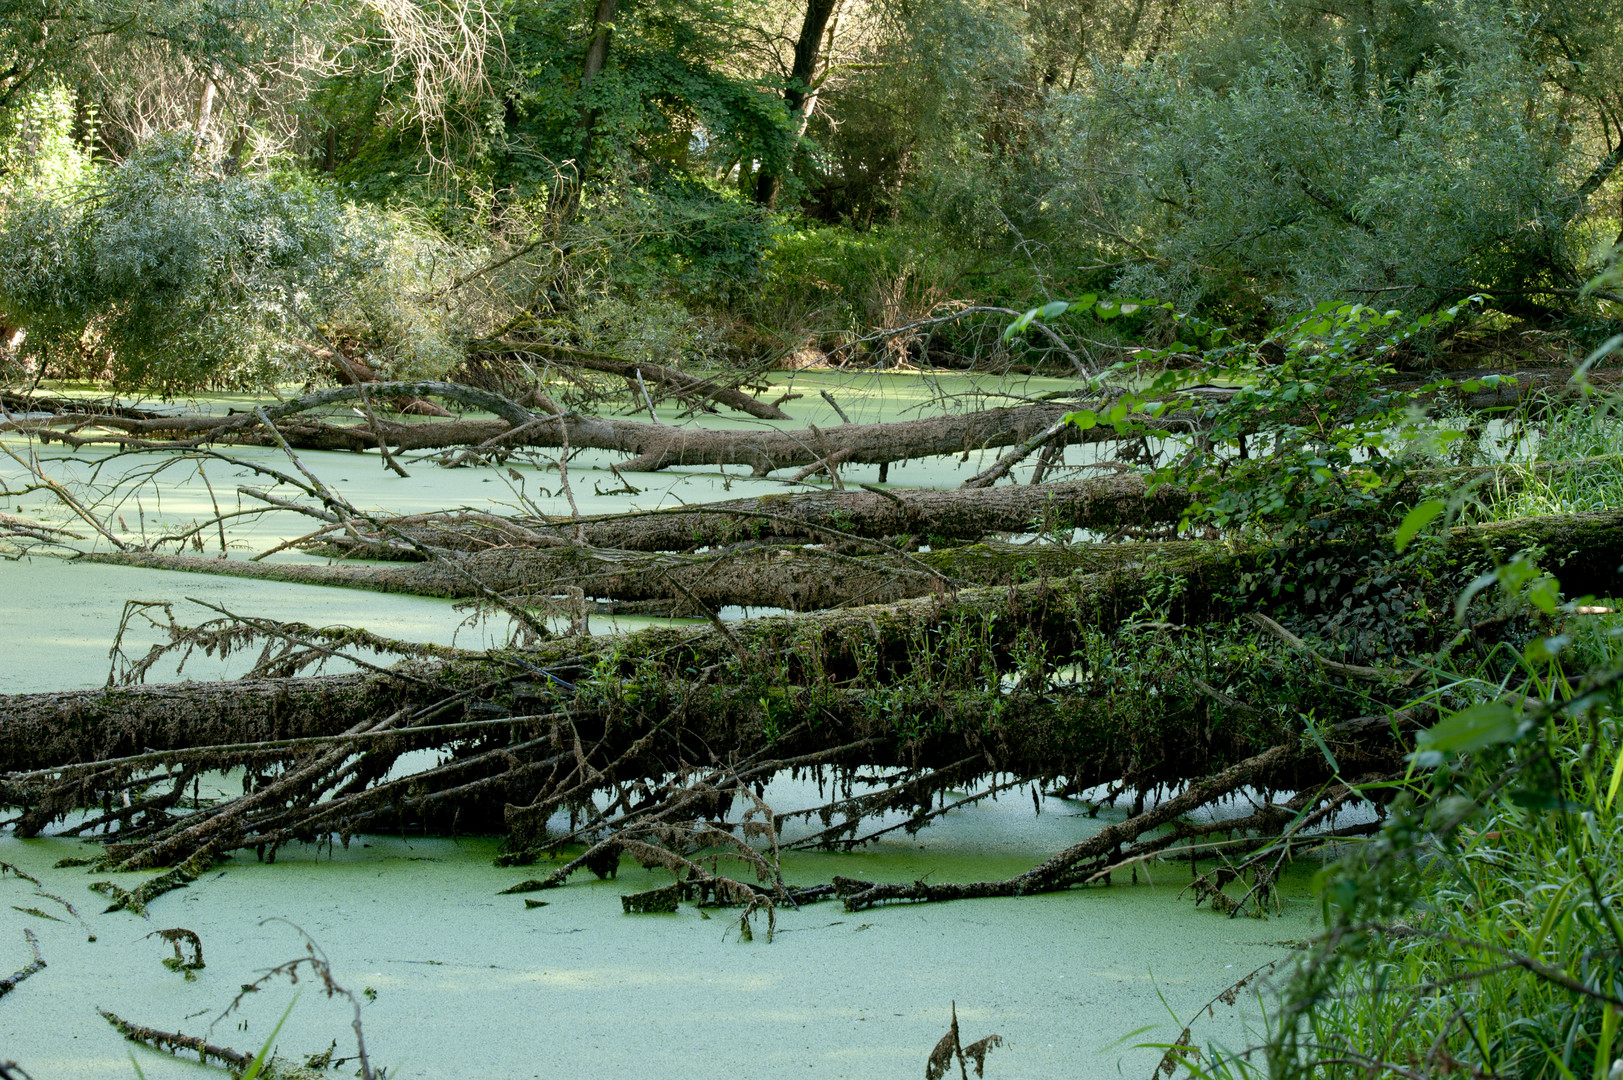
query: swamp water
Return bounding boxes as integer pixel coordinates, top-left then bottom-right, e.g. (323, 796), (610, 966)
(2, 372), (1320, 1077)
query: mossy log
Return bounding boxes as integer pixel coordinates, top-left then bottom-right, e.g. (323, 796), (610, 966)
(8, 507), (1623, 779)
(84, 540), (1163, 612)
(0, 539), (1223, 775)
(310, 474), (1188, 559)
(302, 456), (1623, 563)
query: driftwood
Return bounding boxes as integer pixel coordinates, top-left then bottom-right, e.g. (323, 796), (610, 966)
(0, 539), (1228, 773)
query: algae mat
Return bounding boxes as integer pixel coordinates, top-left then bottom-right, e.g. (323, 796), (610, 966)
(0, 814), (1315, 1080)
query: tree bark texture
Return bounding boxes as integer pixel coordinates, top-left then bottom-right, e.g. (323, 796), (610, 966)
(309, 474), (1186, 558)
(26, 370), (1581, 474)
(754, 0), (839, 206)
(85, 540), (1165, 612)
(306, 456), (1620, 558)
(36, 389), (1093, 474)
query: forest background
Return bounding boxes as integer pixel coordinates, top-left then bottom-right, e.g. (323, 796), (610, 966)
(4, 0), (1621, 389)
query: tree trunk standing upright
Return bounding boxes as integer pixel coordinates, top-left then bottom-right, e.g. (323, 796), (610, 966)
(194, 62), (220, 142)
(552, 0), (618, 218)
(576, 0), (618, 168)
(753, 0), (839, 207)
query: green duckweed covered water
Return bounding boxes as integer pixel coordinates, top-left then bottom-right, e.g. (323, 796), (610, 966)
(0, 812), (1318, 1079)
(1, 372), (1318, 1078)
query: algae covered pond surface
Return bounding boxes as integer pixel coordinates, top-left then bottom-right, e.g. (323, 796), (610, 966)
(1, 814), (1318, 1079)
(1, 372), (1319, 1078)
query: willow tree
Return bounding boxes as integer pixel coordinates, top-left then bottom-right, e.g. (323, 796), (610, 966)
(1043, 0), (1623, 320)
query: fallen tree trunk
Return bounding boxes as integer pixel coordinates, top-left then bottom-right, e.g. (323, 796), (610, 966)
(303, 456), (1623, 559)
(308, 474), (1188, 558)
(82, 541), (1145, 613)
(0, 541), (1224, 774)
(4, 507), (1613, 891)
(25, 369), (1587, 474)
(34, 383), (1094, 474)
(9, 506), (1623, 775)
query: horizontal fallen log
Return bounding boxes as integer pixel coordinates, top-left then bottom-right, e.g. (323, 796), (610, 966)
(0, 512), (1590, 880)
(8, 506), (1622, 778)
(34, 382), (1095, 474)
(83, 540), (1146, 613)
(23, 367), (1588, 475)
(303, 455), (1623, 559)
(305, 473), (1186, 557)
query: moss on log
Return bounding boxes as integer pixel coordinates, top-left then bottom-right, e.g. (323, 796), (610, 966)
(9, 507), (1622, 778)
(84, 540), (1165, 612)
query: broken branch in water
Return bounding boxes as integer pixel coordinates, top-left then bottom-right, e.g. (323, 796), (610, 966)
(0, 929), (44, 1000)
(100, 1010), (251, 1071)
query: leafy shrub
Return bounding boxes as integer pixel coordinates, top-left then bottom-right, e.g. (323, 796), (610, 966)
(1031, 298), (1493, 536)
(1196, 601), (1623, 1080)
(0, 83), (97, 203)
(0, 130), (476, 392)
(533, 294), (726, 367)
(1048, 11), (1613, 318)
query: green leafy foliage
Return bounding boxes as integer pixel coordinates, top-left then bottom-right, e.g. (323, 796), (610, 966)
(1045, 1), (1623, 317)
(1041, 298), (1498, 536)
(1393, 499), (1445, 551)
(0, 131), (476, 391)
